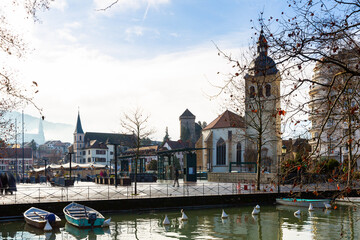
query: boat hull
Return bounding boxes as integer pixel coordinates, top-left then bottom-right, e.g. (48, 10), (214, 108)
(63, 202), (105, 228)
(23, 207), (61, 229)
(276, 198), (331, 208)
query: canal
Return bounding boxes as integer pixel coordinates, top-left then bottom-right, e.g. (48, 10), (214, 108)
(0, 204), (358, 239)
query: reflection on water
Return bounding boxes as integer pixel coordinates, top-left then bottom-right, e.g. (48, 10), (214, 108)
(0, 205), (359, 239)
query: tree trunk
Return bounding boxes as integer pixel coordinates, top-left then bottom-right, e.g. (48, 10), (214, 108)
(256, 138), (262, 191)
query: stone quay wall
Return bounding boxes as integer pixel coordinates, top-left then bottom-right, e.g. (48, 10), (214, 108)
(208, 172), (277, 184)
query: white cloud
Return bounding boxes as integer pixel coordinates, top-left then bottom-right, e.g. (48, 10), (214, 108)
(124, 26), (159, 41)
(20, 41), (235, 141)
(57, 29), (77, 42)
(93, 0), (170, 16)
(50, 0), (68, 11)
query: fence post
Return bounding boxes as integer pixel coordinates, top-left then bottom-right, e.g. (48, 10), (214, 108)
(218, 182), (219, 195)
(14, 190), (16, 204)
(203, 183), (204, 196)
(127, 185), (128, 199)
(167, 184), (168, 197)
(66, 187), (68, 202)
(88, 186), (90, 200)
(39, 188), (40, 203)
(108, 184), (110, 200)
(149, 184), (151, 198)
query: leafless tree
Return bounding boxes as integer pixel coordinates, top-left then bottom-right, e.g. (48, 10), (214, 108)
(0, 1), (50, 142)
(120, 107), (155, 194)
(260, 0), (360, 190)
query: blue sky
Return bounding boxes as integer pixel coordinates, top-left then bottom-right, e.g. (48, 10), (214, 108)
(6, 0), (294, 142)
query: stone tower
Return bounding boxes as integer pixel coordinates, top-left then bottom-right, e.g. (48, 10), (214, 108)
(244, 30), (282, 173)
(179, 109), (196, 143)
(73, 112), (84, 163)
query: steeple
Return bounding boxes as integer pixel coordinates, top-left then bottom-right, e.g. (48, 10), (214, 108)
(74, 112), (84, 134)
(257, 28), (268, 55)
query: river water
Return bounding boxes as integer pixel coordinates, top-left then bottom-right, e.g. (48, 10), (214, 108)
(0, 204), (359, 240)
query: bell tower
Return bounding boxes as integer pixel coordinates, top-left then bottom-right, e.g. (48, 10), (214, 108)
(73, 112), (84, 163)
(244, 30), (282, 173)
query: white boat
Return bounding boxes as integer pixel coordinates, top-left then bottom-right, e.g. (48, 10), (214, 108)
(24, 207), (61, 229)
(276, 198), (331, 208)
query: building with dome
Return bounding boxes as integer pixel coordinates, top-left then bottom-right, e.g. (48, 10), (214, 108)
(197, 30), (282, 175)
(244, 30), (282, 173)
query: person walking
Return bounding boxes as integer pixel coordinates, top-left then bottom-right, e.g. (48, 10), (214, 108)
(173, 168), (180, 187)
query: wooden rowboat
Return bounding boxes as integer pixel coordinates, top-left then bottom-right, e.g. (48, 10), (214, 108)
(23, 207), (61, 229)
(276, 198), (331, 208)
(63, 202), (107, 228)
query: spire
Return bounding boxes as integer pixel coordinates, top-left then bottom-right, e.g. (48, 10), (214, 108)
(257, 27), (268, 55)
(74, 112), (84, 134)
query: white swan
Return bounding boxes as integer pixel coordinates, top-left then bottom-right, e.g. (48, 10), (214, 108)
(43, 220), (52, 231)
(252, 207), (260, 215)
(163, 215), (170, 225)
(102, 218), (111, 227)
(255, 205), (260, 210)
(294, 209), (301, 217)
(324, 203), (332, 209)
(181, 209), (188, 221)
(308, 203), (314, 211)
(221, 209), (228, 219)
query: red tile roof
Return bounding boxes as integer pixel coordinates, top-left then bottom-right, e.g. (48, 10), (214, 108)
(203, 110), (245, 130)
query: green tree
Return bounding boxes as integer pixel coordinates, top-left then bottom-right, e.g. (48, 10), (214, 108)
(162, 127), (170, 143)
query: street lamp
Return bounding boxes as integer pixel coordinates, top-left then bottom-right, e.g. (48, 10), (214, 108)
(106, 139), (119, 187)
(68, 151), (73, 182)
(279, 145), (287, 193)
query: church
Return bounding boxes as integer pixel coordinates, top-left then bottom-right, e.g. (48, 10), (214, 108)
(71, 112), (135, 166)
(196, 30), (282, 174)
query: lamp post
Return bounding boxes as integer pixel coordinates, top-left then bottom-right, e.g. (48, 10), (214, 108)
(279, 145), (287, 193)
(106, 139), (118, 187)
(68, 152), (73, 182)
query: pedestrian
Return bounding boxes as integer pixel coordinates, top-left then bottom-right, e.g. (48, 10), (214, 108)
(173, 168), (180, 187)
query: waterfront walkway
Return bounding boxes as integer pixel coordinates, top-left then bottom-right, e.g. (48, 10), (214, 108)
(0, 179), (347, 205)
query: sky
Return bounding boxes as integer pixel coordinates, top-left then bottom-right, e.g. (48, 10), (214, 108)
(3, 0), (293, 142)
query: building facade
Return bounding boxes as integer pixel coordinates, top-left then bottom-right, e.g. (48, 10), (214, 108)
(308, 50), (360, 166)
(196, 110), (246, 172)
(71, 112), (135, 167)
(244, 30), (282, 173)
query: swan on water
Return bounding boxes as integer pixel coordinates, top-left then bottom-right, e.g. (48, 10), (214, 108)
(181, 209), (188, 221)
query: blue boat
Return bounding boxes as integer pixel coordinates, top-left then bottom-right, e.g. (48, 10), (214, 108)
(63, 202), (105, 228)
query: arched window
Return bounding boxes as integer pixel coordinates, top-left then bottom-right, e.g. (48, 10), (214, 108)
(250, 86), (255, 98)
(236, 142), (242, 165)
(216, 138), (226, 165)
(265, 84), (271, 97)
(258, 86), (263, 97)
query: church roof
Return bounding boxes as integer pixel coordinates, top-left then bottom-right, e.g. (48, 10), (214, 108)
(84, 132), (136, 147)
(85, 140), (108, 149)
(203, 110), (245, 130)
(74, 113), (84, 134)
(179, 109), (195, 119)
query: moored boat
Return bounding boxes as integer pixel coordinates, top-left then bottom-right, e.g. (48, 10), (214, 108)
(276, 198), (331, 208)
(63, 202), (106, 228)
(23, 207), (61, 229)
